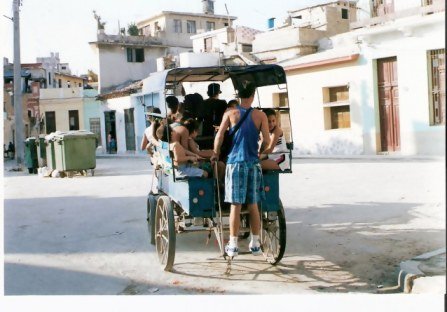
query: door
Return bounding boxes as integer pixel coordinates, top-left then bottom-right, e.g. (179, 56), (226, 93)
(104, 111), (116, 153)
(68, 110), (79, 130)
(377, 57), (400, 152)
(124, 108), (136, 151)
(45, 111), (56, 134)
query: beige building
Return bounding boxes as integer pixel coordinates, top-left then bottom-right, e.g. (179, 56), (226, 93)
(252, 1), (358, 63)
(39, 87), (85, 134)
(54, 73), (84, 89)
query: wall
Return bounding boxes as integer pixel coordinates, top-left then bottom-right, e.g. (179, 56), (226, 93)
(82, 89), (103, 150)
(97, 45), (165, 93)
(284, 58), (365, 155)
(359, 13), (445, 155)
(138, 12), (233, 48)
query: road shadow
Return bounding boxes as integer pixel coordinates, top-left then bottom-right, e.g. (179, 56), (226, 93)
(4, 262), (228, 295)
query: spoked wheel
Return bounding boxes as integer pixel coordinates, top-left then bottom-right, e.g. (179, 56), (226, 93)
(261, 200), (286, 265)
(147, 192), (158, 245)
(155, 195), (176, 271)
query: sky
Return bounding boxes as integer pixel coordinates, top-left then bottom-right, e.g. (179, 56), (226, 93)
(1, 0), (331, 76)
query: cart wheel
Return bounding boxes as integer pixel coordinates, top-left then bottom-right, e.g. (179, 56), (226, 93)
(147, 192), (158, 245)
(91, 169), (95, 176)
(261, 200), (286, 265)
(155, 195), (176, 271)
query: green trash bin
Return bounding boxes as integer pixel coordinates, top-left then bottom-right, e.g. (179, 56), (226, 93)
(52, 130), (97, 175)
(36, 135), (47, 167)
(45, 133), (57, 171)
(24, 137), (38, 174)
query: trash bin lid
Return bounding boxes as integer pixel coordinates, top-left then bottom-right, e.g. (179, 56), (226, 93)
(47, 130), (97, 141)
(25, 136), (37, 142)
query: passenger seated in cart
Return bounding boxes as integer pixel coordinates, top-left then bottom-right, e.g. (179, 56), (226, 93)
(180, 93), (203, 120)
(184, 118), (225, 179)
(156, 123), (208, 178)
(259, 108), (290, 171)
(166, 95), (180, 121)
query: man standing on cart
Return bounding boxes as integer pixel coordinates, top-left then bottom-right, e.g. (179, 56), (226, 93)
(211, 81), (272, 257)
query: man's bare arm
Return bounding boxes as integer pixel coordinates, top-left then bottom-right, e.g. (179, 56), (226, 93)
(211, 113), (230, 161)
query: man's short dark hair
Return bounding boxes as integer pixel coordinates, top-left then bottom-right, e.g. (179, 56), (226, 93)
(166, 96), (179, 113)
(237, 81), (256, 99)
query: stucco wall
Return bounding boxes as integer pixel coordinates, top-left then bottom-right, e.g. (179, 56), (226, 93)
(285, 60), (365, 155)
(40, 98), (85, 133)
(98, 46), (164, 92)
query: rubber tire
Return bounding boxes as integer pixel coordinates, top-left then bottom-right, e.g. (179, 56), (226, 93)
(147, 192), (158, 245)
(155, 195), (176, 271)
(261, 200), (286, 265)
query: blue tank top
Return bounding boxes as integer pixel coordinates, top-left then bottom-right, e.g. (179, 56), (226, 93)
(227, 107), (259, 164)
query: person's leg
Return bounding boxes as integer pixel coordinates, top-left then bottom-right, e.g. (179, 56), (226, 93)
(229, 204), (242, 237)
(247, 203), (260, 236)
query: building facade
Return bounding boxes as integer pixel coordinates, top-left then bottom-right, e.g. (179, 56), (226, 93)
(276, 0), (445, 155)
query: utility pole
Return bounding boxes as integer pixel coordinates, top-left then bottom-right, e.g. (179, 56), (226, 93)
(13, 0), (24, 168)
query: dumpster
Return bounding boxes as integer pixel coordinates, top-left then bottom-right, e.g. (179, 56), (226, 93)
(24, 137), (38, 174)
(36, 134), (47, 167)
(45, 133), (57, 171)
(51, 130), (97, 176)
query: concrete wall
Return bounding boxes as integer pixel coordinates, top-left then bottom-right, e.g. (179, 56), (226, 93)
(97, 45), (165, 93)
(179, 52), (220, 67)
(82, 89), (103, 150)
(284, 58), (365, 155)
(138, 13), (232, 48)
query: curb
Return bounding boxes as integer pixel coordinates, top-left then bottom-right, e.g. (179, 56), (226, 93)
(397, 248), (446, 293)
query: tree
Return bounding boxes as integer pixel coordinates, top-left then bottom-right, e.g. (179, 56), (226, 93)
(127, 23), (139, 36)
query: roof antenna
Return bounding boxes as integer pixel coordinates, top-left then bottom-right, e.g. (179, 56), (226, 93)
(224, 3), (231, 27)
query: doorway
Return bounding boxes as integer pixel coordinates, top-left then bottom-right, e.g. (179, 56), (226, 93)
(104, 111), (116, 153)
(377, 57), (400, 152)
(124, 108), (136, 151)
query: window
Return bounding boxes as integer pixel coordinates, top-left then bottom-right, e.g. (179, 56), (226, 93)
(174, 19), (182, 33)
(79, 83), (82, 87)
(58, 79), (62, 88)
(187, 20), (196, 34)
(89, 118), (101, 147)
(428, 49), (445, 125)
(61, 66), (66, 70)
(323, 85), (351, 130)
(206, 21), (215, 32)
(204, 37), (213, 52)
(126, 48), (145, 62)
(69, 110), (79, 130)
(45, 111), (56, 134)
(341, 8), (349, 19)
(67, 81), (71, 88)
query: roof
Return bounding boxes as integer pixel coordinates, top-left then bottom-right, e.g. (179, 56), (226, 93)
(97, 80), (143, 100)
(54, 72), (85, 80)
(3, 68), (31, 79)
(287, 0), (357, 13)
(137, 10), (237, 27)
(279, 45), (361, 71)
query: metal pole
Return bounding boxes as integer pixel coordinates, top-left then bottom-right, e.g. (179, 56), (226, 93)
(13, 0), (24, 168)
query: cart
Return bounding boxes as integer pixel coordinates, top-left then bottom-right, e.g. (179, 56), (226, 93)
(146, 65), (293, 271)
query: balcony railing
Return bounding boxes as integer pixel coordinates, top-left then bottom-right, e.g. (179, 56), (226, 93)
(351, 2), (445, 29)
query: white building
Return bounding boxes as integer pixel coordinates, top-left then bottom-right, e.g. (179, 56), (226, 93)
(276, 0), (445, 155)
(92, 0), (237, 154)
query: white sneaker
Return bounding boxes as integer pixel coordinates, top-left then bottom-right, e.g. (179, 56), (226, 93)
(249, 241), (262, 256)
(225, 244), (239, 257)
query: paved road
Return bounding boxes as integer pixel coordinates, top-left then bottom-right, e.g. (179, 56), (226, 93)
(3, 156), (445, 296)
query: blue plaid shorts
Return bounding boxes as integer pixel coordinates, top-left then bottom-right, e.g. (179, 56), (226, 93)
(224, 161), (264, 204)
